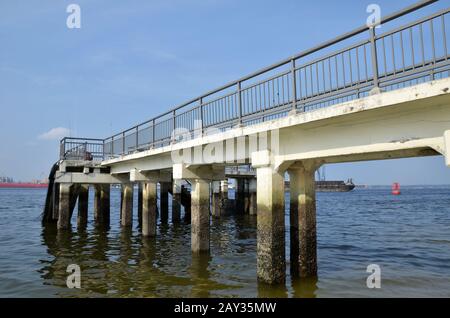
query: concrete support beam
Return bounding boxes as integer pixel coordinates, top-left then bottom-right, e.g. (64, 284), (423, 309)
(142, 182), (157, 237)
(57, 184), (71, 230)
(130, 169), (172, 183)
(191, 179), (210, 254)
(211, 181), (221, 218)
(288, 161), (318, 278)
(249, 178), (257, 216)
(121, 183), (134, 227)
(172, 180), (182, 223)
(159, 182), (170, 223)
(252, 150), (286, 284)
(77, 184), (89, 228)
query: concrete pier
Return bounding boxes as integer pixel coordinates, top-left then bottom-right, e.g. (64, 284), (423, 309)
(94, 184), (110, 226)
(57, 183), (71, 230)
(235, 178), (246, 214)
(77, 184), (89, 227)
(249, 178), (257, 216)
(52, 183), (60, 221)
(288, 162), (318, 277)
(142, 182), (157, 237)
(172, 180), (182, 223)
(211, 181), (221, 218)
(191, 179), (210, 254)
(100, 184), (110, 226)
(160, 182), (170, 223)
(121, 183), (134, 227)
(181, 185), (191, 223)
(137, 183), (143, 227)
(253, 152), (286, 284)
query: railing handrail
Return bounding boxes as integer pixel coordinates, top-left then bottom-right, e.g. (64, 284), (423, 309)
(101, 0), (438, 137)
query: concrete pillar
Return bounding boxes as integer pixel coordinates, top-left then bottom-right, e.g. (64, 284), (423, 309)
(249, 178), (257, 216)
(235, 178), (245, 214)
(142, 182), (157, 237)
(191, 179), (210, 254)
(121, 183), (134, 227)
(256, 166), (285, 284)
(244, 179), (251, 214)
(52, 183), (60, 221)
(211, 181), (221, 218)
(100, 184), (110, 226)
(57, 184), (71, 230)
(172, 180), (182, 223)
(77, 184), (89, 227)
(94, 184), (110, 226)
(137, 183), (143, 227)
(181, 185), (191, 223)
(220, 180), (228, 200)
(288, 164), (317, 278)
(94, 185), (101, 222)
(160, 182), (170, 223)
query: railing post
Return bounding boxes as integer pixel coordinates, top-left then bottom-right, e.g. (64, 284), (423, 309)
(135, 126), (139, 151)
(122, 131), (125, 155)
(172, 110), (176, 143)
(237, 81), (243, 126)
(60, 139), (64, 160)
(369, 26), (380, 93)
(111, 136), (114, 157)
(152, 119), (155, 148)
(291, 58), (298, 113)
(199, 97), (203, 136)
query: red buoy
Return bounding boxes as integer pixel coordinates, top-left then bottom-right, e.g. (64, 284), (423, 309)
(391, 182), (401, 195)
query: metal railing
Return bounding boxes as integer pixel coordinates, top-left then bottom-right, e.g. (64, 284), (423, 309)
(62, 1), (450, 161)
(60, 137), (104, 161)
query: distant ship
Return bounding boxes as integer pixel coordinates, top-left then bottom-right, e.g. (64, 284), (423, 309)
(285, 167), (355, 192)
(315, 179), (355, 192)
(0, 183), (48, 189)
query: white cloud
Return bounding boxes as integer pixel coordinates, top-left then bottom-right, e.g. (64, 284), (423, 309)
(38, 127), (71, 140)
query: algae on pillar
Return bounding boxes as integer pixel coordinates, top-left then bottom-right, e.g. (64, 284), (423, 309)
(288, 161), (318, 278)
(121, 183), (134, 227)
(142, 182), (157, 237)
(252, 150), (286, 285)
(191, 179), (210, 254)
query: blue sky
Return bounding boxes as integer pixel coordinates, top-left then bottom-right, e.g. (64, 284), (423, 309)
(1, 0), (450, 184)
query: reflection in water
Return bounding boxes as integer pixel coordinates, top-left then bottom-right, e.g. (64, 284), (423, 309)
(26, 187), (450, 297)
(189, 254), (212, 298)
(40, 213), (321, 298)
(291, 277), (318, 298)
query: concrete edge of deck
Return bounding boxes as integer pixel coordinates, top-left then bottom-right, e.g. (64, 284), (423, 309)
(101, 78), (450, 167)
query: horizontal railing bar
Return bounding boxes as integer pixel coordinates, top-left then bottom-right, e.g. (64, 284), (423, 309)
(376, 7), (450, 40)
(102, 0), (437, 143)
